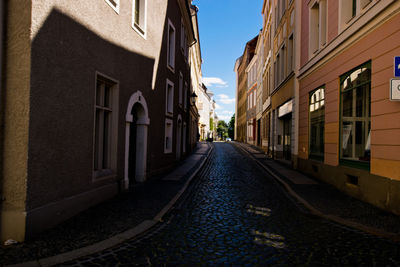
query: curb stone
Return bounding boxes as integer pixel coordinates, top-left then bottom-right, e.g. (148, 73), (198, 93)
(7, 143), (213, 267)
(233, 142), (400, 242)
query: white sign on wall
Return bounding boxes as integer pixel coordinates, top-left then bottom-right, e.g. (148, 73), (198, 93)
(390, 79), (400, 101)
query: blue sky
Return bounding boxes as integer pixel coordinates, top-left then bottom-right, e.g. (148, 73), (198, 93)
(193, 0), (263, 122)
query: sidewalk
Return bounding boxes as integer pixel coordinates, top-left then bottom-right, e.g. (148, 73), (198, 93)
(234, 142), (400, 241)
(1, 142), (212, 267)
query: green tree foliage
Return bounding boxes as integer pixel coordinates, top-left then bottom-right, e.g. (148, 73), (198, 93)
(228, 114), (235, 139)
(217, 120), (229, 140)
(210, 118), (214, 131)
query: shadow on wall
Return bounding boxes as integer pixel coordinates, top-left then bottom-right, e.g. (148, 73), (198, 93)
(148, 0), (192, 176)
(21, 8), (156, 238)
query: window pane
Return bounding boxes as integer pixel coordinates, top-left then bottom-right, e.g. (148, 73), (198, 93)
(355, 121), (370, 161)
(94, 109), (101, 170)
(102, 111), (111, 168)
(104, 84), (111, 108)
(309, 87), (325, 159)
(135, 0), (140, 25)
(342, 89), (353, 117)
(356, 85), (367, 117)
(96, 81), (103, 106)
(342, 121), (353, 158)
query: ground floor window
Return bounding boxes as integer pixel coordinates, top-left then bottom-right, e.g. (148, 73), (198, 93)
(309, 87), (325, 160)
(165, 119), (173, 153)
(340, 61), (371, 167)
(94, 74), (118, 178)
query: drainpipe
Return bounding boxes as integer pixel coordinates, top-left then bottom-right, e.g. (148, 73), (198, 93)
(0, 0), (6, 202)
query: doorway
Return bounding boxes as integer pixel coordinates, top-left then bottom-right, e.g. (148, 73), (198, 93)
(128, 106), (138, 185)
(124, 91), (150, 189)
(283, 115), (291, 160)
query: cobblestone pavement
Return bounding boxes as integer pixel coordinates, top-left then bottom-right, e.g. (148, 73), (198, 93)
(61, 143), (400, 266)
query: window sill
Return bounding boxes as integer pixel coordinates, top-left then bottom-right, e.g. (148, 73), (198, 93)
(340, 159), (370, 171)
(93, 169), (117, 181)
(132, 24), (146, 39)
(309, 154), (324, 162)
(167, 64), (175, 73)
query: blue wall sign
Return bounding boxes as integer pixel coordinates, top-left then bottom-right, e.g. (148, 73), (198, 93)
(395, 56), (400, 77)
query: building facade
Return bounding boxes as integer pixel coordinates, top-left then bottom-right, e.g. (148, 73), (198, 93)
(1, 0), (197, 242)
(246, 48), (258, 145)
(270, 0), (297, 164)
(298, 0), (400, 214)
(260, 0), (274, 156)
(235, 36), (258, 144)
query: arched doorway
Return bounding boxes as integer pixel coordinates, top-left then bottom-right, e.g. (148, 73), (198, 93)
(124, 91), (150, 189)
(176, 115), (182, 160)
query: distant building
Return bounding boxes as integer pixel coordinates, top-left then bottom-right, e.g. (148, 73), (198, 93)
(1, 0), (197, 242)
(235, 36), (258, 144)
(260, 0), (273, 156)
(197, 83), (215, 140)
(270, 0), (297, 164)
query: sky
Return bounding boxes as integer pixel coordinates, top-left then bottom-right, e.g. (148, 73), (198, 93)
(193, 0), (263, 122)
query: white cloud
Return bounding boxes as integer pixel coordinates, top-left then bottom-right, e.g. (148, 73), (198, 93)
(217, 94), (235, 104)
(215, 103), (222, 110)
(217, 115), (233, 121)
(203, 77), (228, 88)
(216, 110), (234, 122)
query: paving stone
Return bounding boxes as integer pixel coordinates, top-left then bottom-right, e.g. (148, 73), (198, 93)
(59, 143), (400, 266)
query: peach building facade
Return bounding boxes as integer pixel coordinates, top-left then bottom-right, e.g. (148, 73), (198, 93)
(298, 0), (400, 214)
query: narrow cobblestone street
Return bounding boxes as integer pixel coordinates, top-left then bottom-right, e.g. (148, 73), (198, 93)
(62, 143), (400, 266)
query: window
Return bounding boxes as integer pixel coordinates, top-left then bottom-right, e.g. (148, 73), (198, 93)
(253, 90), (256, 107)
(181, 20), (185, 50)
(166, 79), (174, 115)
(105, 0), (119, 13)
(310, 2), (320, 54)
(361, 0), (372, 9)
(309, 0), (327, 55)
(94, 74), (118, 178)
(340, 62), (371, 166)
(341, 0), (357, 26)
(280, 45), (286, 81)
(181, 20), (188, 60)
(179, 72), (183, 105)
(132, 0), (147, 37)
(165, 119), (173, 153)
(274, 59), (278, 87)
(288, 34), (294, 73)
(309, 87), (325, 160)
(167, 19), (176, 71)
(184, 82), (188, 110)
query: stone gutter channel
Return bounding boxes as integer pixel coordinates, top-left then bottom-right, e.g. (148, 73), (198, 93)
(5, 143), (214, 267)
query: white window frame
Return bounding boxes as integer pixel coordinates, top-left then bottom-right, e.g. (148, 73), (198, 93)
(93, 72), (119, 180)
(167, 19), (176, 72)
(132, 0), (147, 38)
(166, 79), (174, 116)
(105, 0), (120, 13)
(309, 0), (327, 56)
(164, 118), (173, 154)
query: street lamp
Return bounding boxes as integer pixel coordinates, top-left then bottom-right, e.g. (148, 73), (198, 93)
(190, 92), (198, 105)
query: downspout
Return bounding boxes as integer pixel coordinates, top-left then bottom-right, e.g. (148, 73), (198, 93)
(0, 0), (7, 202)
